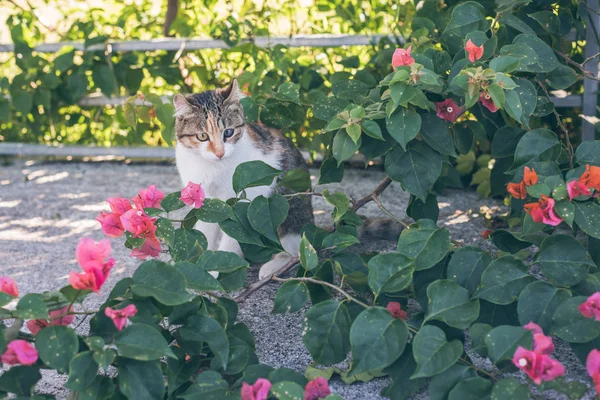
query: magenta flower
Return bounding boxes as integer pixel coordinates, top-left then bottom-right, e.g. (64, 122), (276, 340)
(26, 305), (75, 335)
(392, 46), (415, 69)
(69, 238), (115, 293)
(105, 305), (138, 331)
(107, 195), (133, 215)
(435, 99), (461, 122)
(1, 340), (38, 366)
(579, 292), (600, 321)
(304, 377), (331, 400)
(120, 209), (158, 239)
(479, 91), (498, 113)
(0, 276), (19, 298)
(523, 322), (554, 355)
(524, 195), (563, 226)
(181, 181), (206, 209)
(587, 349), (600, 395)
(132, 184), (165, 210)
(97, 211), (125, 238)
(241, 378), (271, 400)
(567, 180), (592, 201)
(130, 236), (162, 260)
(386, 302), (407, 320)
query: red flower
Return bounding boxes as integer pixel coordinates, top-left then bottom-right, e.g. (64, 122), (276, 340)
(512, 346), (564, 385)
(465, 39), (484, 63)
(392, 46), (415, 69)
(524, 195), (562, 226)
(479, 91), (498, 112)
(181, 181), (206, 209)
(26, 305), (75, 335)
(68, 238), (115, 293)
(1, 340), (38, 366)
(435, 99), (461, 122)
(580, 164), (600, 192)
(579, 292), (600, 321)
(241, 378), (271, 400)
(507, 181), (527, 200)
(586, 349), (600, 395)
(304, 377), (331, 400)
(0, 276), (19, 298)
(481, 229), (493, 239)
(386, 302), (407, 320)
(523, 322), (554, 355)
(567, 180), (592, 201)
(132, 185), (165, 210)
(105, 304), (138, 331)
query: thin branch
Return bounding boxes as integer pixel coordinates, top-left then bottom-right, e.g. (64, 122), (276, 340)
(554, 50), (600, 81)
(372, 195), (410, 229)
(233, 257), (300, 303)
(583, 51), (600, 66)
(351, 177), (393, 212)
(535, 77), (574, 168)
(283, 192), (324, 199)
(273, 276), (371, 308)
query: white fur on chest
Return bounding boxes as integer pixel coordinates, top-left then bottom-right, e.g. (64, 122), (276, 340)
(175, 133), (280, 201)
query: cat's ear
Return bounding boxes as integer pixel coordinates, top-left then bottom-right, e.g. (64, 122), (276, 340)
(222, 79), (244, 103)
(173, 94), (192, 117)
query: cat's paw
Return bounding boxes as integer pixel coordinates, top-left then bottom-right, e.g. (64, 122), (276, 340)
(258, 257), (290, 280)
(209, 270), (219, 279)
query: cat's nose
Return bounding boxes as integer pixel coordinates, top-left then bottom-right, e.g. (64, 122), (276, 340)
(215, 150), (225, 159)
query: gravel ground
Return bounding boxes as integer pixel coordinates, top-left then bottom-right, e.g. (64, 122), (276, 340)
(0, 159), (594, 399)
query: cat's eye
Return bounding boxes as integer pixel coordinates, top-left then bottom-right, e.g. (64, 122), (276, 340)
(223, 128), (235, 138)
(196, 132), (209, 142)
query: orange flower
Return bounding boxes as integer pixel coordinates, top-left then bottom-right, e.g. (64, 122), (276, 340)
(481, 229), (493, 239)
(507, 181), (527, 199)
(580, 164), (600, 191)
(523, 167), (539, 186)
(465, 39), (484, 63)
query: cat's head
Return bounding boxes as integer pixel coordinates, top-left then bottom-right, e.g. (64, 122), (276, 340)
(173, 80), (245, 160)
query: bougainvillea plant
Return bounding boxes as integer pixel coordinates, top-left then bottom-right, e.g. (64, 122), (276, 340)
(1, 0), (600, 399)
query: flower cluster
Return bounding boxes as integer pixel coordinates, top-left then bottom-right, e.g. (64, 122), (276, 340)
(1, 340), (38, 366)
(512, 322), (565, 385)
(68, 238), (115, 292)
(386, 301), (407, 320)
(241, 377), (331, 400)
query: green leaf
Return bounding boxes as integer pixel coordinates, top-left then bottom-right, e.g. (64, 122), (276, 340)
(299, 234), (318, 271)
(489, 56), (521, 73)
(273, 281), (310, 314)
(219, 203), (264, 247)
(170, 228), (208, 262)
(534, 235), (593, 286)
(115, 323), (176, 361)
(429, 365), (476, 400)
(552, 296), (600, 343)
(178, 370), (228, 399)
(36, 326), (79, 373)
(65, 351), (98, 391)
(276, 82), (301, 104)
(529, 10), (561, 34)
(473, 256), (534, 305)
(179, 315), (229, 368)
(448, 377), (492, 400)
(385, 142), (443, 201)
(470, 323), (492, 357)
(280, 169), (311, 192)
(333, 253), (369, 287)
(495, 0), (530, 12)
(232, 161), (281, 194)
(361, 120), (384, 141)
(271, 382), (304, 400)
(197, 250), (249, 273)
(367, 252), (415, 296)
(118, 359), (165, 400)
(397, 219), (451, 271)
(447, 246), (491, 294)
(155, 217), (174, 246)
(175, 261), (224, 292)
(407, 194), (440, 223)
(349, 307), (408, 376)
(575, 141), (600, 166)
(346, 124), (362, 144)
(491, 378), (530, 400)
(161, 192), (185, 212)
(547, 64), (579, 90)
(504, 34), (558, 73)
(322, 190), (350, 222)
(490, 230), (531, 254)
(542, 377), (589, 400)
(302, 300), (351, 365)
(248, 194), (289, 243)
(319, 157), (344, 184)
(503, 90), (522, 124)
(122, 102), (137, 129)
(12, 91), (33, 114)
(312, 97), (349, 121)
(333, 129), (361, 166)
(92, 64), (116, 97)
(425, 280), (480, 329)
(0, 366), (41, 396)
(441, 2), (488, 53)
(517, 281), (571, 333)
(411, 325), (463, 379)
(321, 232), (359, 252)
(420, 113), (457, 157)
(194, 198), (234, 223)
(574, 201), (600, 239)
(484, 325), (532, 364)
(386, 108), (421, 150)
(14, 294), (48, 319)
(332, 79), (370, 100)
(390, 83), (416, 107)
(382, 345), (427, 400)
(131, 260), (192, 306)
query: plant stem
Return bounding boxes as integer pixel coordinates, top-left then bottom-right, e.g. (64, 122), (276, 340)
(458, 356), (498, 381)
(283, 192), (324, 199)
(273, 276), (371, 308)
(554, 49), (600, 81)
(233, 257), (300, 303)
(351, 177), (393, 212)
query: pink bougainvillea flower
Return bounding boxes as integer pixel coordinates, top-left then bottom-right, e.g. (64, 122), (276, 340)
(26, 306), (75, 335)
(241, 378), (271, 400)
(120, 209), (158, 239)
(465, 39), (484, 63)
(132, 185), (165, 210)
(0, 276), (19, 297)
(540, 356), (565, 382)
(304, 377), (331, 400)
(435, 99), (461, 122)
(479, 91), (498, 112)
(579, 292), (600, 321)
(512, 346), (565, 385)
(567, 180), (592, 201)
(130, 236), (162, 260)
(97, 211), (125, 238)
(107, 196), (132, 216)
(181, 181), (206, 209)
(105, 304), (138, 331)
(392, 46), (415, 69)
(69, 238), (115, 293)
(586, 349), (600, 395)
(524, 322), (555, 355)
(524, 195), (562, 226)
(1, 340), (38, 366)
(386, 302), (407, 320)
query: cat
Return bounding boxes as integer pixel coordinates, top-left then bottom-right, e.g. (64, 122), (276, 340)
(173, 80), (314, 280)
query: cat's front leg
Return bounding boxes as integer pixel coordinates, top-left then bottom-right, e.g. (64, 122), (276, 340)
(195, 221), (222, 251)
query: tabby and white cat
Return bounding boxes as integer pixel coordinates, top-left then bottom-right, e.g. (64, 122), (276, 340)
(173, 80), (313, 279)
